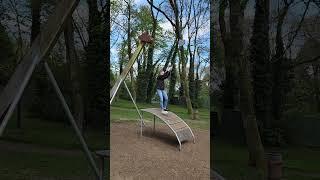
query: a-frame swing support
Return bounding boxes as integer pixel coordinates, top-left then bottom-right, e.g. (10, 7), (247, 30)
(110, 32), (153, 136)
(0, 0), (103, 179)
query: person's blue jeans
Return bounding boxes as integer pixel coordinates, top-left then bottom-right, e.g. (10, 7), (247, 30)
(157, 89), (168, 110)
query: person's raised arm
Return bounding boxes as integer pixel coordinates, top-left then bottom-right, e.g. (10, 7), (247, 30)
(163, 66), (172, 79)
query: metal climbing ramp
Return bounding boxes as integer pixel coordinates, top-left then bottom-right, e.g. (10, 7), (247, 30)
(141, 108), (195, 151)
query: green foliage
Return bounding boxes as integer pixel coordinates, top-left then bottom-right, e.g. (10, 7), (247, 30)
(110, 70), (115, 87)
(263, 128), (286, 147)
(28, 60), (71, 122)
(282, 110), (320, 147)
(198, 80), (210, 108)
(117, 80), (133, 101)
(0, 24), (15, 84)
(134, 5), (169, 50)
(286, 50), (320, 113)
(135, 70), (148, 102)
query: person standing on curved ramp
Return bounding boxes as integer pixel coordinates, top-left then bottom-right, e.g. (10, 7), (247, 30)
(156, 65), (172, 115)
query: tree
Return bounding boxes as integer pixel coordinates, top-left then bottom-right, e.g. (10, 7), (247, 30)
(147, 0), (194, 116)
(250, 0), (273, 133)
(7, 0), (29, 128)
(219, 0), (267, 176)
(187, 0), (209, 108)
(135, 4), (162, 103)
(271, 0), (311, 123)
(246, 0), (270, 175)
(64, 18), (85, 131)
(86, 0), (106, 126)
(0, 23), (15, 84)
(219, 0), (240, 110)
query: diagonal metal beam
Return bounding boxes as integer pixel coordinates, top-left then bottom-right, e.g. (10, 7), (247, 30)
(110, 32), (153, 104)
(44, 62), (100, 179)
(123, 81), (145, 136)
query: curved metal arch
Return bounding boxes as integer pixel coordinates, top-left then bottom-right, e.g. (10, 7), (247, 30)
(141, 108), (195, 151)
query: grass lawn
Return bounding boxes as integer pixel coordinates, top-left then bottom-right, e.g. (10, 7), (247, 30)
(0, 113), (108, 179)
(0, 149), (103, 180)
(213, 139), (320, 180)
(111, 99), (210, 130)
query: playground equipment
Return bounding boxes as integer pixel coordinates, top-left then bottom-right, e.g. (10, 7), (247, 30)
(141, 108), (195, 151)
(0, 0), (105, 179)
(110, 32), (153, 136)
(110, 33), (195, 151)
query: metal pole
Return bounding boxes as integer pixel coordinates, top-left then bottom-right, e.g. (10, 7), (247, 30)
(153, 115), (155, 133)
(110, 43), (145, 105)
(110, 77), (123, 104)
(123, 81), (145, 126)
(140, 115), (142, 137)
(0, 56), (40, 136)
(43, 62), (100, 179)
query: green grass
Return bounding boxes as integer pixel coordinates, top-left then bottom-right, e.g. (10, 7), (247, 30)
(1, 116), (106, 150)
(0, 114), (107, 179)
(111, 99), (210, 130)
(0, 149), (109, 180)
(213, 139), (320, 180)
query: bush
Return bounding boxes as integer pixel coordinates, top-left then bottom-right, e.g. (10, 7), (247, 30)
(282, 111), (320, 147)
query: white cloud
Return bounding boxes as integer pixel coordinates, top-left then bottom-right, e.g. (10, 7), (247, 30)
(133, 0), (144, 6)
(159, 21), (174, 32)
(159, 17), (210, 42)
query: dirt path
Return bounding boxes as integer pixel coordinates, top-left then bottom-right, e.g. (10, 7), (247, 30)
(110, 122), (210, 180)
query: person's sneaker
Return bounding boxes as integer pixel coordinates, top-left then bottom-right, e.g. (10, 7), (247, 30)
(164, 108), (169, 111)
(161, 110), (168, 115)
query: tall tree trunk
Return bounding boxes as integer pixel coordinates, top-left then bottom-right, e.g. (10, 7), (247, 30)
(21, 0), (41, 129)
(188, 38), (195, 107)
(168, 44), (178, 104)
(86, 0), (106, 127)
(103, 0), (110, 150)
(312, 64), (320, 112)
(145, 2), (158, 103)
(64, 18), (84, 131)
(31, 0), (40, 42)
(230, 0), (267, 175)
(250, 0), (273, 132)
(195, 61), (201, 105)
(145, 44), (155, 103)
(210, 0), (215, 112)
(171, 0), (193, 115)
(178, 38), (193, 115)
(239, 56), (267, 177)
(219, 0), (240, 110)
(127, 0), (136, 100)
(272, 2), (291, 123)
(12, 0), (25, 129)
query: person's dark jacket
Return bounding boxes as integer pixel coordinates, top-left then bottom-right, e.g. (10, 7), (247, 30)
(156, 71), (171, 90)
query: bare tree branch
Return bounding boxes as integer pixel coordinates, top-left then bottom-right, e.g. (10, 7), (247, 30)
(286, 55), (320, 69)
(146, 0), (176, 27)
(272, 0), (311, 63)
